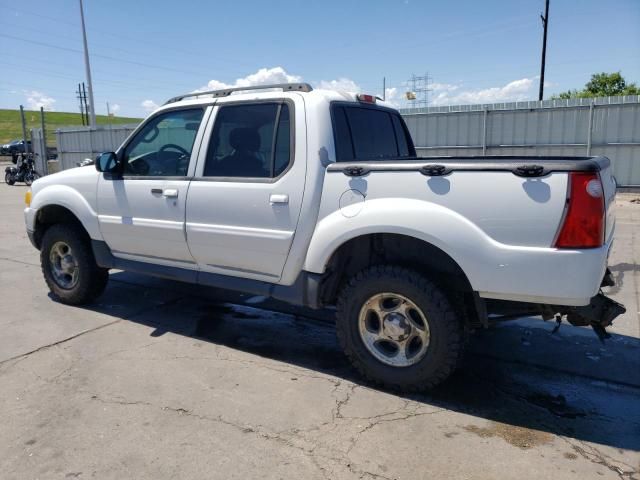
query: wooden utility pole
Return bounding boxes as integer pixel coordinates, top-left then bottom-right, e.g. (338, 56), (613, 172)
(538, 0), (550, 101)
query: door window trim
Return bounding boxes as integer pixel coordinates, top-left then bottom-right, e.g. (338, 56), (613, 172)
(192, 98), (296, 184)
(116, 105), (213, 181)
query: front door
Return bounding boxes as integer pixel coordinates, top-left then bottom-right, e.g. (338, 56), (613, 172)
(185, 98), (305, 281)
(97, 107), (209, 267)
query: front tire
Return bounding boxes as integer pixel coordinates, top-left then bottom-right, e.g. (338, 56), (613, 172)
(5, 172), (15, 185)
(24, 172), (39, 186)
(40, 224), (109, 305)
(336, 266), (464, 391)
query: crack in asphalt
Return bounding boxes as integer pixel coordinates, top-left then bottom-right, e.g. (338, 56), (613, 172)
(86, 392), (392, 480)
(0, 295), (186, 368)
(0, 319), (122, 367)
(556, 435), (639, 479)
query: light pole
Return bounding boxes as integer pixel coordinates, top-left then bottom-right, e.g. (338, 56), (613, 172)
(79, 0), (96, 127)
(538, 0), (550, 101)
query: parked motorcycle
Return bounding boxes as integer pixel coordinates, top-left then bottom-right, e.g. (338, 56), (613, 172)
(5, 153), (40, 186)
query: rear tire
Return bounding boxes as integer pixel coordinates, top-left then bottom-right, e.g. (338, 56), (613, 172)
(336, 265), (464, 391)
(5, 172), (15, 185)
(40, 224), (109, 305)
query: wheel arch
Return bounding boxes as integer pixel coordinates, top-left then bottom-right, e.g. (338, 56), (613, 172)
(29, 183), (102, 249)
(314, 232), (480, 326)
(32, 204), (90, 249)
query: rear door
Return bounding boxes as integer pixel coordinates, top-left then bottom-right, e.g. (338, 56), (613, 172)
(185, 97), (305, 281)
(97, 107), (209, 267)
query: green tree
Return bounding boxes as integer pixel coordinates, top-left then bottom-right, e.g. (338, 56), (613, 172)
(553, 72), (640, 99)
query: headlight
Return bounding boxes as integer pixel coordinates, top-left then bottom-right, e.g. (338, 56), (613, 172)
(25, 189), (32, 207)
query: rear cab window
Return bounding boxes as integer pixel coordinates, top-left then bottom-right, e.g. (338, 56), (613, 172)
(331, 103), (415, 162)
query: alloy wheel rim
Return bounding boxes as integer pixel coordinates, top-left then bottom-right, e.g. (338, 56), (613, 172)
(357, 292), (430, 367)
(49, 241), (79, 289)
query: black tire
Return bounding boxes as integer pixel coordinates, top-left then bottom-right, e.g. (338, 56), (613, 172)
(24, 172), (39, 186)
(40, 223), (109, 305)
(336, 265), (464, 391)
(5, 172), (15, 185)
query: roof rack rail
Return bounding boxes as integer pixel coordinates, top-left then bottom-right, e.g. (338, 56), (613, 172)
(164, 83), (314, 104)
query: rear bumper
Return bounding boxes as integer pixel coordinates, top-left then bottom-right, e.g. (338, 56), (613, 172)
(563, 293), (626, 329)
(476, 241), (611, 307)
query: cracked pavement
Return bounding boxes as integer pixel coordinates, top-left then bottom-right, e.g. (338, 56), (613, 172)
(1, 176), (639, 479)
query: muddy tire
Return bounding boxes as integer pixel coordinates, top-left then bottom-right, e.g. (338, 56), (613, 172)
(336, 265), (464, 391)
(40, 223), (109, 305)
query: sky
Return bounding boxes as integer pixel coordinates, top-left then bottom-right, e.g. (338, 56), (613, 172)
(1, 0), (639, 118)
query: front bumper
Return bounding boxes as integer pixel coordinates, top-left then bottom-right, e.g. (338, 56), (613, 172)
(24, 207), (38, 249)
(27, 229), (38, 250)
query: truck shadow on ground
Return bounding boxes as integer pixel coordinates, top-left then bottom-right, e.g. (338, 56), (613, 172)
(93, 272), (640, 454)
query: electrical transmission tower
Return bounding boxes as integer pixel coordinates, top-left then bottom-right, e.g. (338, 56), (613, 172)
(405, 73), (432, 109)
(76, 82), (89, 126)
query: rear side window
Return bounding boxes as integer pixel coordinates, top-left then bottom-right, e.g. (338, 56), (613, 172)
(203, 103), (292, 178)
(332, 105), (415, 161)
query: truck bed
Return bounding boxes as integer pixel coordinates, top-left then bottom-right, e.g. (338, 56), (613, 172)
(304, 155), (616, 306)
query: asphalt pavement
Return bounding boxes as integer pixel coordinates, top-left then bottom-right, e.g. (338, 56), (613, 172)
(1, 170), (638, 479)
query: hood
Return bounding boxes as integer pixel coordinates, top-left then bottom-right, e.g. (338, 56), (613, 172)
(31, 164), (100, 196)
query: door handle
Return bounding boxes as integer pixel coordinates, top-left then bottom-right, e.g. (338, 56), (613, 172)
(269, 194), (289, 204)
(151, 188), (178, 198)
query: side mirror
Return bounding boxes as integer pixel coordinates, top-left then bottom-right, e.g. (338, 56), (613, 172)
(95, 152), (120, 174)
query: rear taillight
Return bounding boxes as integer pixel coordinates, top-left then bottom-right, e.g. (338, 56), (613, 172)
(554, 172), (605, 249)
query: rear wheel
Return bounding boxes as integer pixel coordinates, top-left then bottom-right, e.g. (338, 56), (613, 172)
(5, 171), (15, 185)
(336, 265), (464, 391)
(40, 224), (109, 305)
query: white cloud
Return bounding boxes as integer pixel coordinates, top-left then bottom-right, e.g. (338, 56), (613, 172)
(25, 90), (55, 111)
(317, 77), (361, 92)
(200, 67), (367, 98)
(141, 99), (159, 112)
(110, 103), (121, 114)
(199, 67), (302, 92)
(382, 87), (399, 106)
(431, 82), (459, 92)
(430, 77), (536, 106)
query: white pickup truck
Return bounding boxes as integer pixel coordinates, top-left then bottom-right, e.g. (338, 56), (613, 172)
(24, 83), (625, 390)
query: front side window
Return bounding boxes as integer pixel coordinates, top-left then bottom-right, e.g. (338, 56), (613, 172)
(123, 108), (204, 176)
(332, 104), (416, 161)
(203, 103), (291, 178)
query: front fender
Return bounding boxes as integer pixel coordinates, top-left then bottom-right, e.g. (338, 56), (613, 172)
(27, 184), (103, 240)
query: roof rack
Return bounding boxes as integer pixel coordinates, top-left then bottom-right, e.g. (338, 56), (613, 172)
(164, 83), (314, 104)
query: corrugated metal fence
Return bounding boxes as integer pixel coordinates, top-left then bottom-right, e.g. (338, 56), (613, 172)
(400, 95), (640, 186)
(30, 128), (48, 175)
(56, 124), (138, 171)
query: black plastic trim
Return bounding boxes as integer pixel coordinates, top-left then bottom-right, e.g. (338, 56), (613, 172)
(90, 240), (322, 309)
(327, 155), (610, 177)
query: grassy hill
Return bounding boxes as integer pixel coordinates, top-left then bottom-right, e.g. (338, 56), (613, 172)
(0, 109), (142, 146)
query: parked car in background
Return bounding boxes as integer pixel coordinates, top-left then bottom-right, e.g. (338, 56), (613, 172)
(2, 139), (32, 163)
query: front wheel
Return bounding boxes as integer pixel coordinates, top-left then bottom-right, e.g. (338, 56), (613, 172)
(24, 171), (40, 186)
(40, 224), (109, 305)
(336, 266), (464, 391)
(5, 171), (15, 185)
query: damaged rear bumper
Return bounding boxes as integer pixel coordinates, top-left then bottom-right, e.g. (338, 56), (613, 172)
(541, 292), (626, 342)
